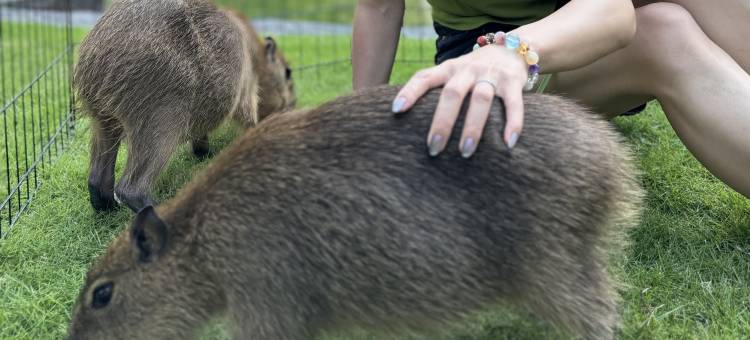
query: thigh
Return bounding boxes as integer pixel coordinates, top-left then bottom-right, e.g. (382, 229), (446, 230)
(545, 2), (695, 116)
(548, 2), (750, 196)
(543, 31), (656, 118)
(547, 0), (750, 116)
(633, 0), (750, 73)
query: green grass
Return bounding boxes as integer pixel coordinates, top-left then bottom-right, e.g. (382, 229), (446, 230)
(277, 35), (433, 104)
(0, 23), (88, 236)
(215, 0), (432, 26)
(1, 30), (750, 340)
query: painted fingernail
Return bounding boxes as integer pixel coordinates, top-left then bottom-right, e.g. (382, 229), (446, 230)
(428, 134), (445, 157)
(461, 137), (476, 158)
(392, 96), (407, 113)
(507, 132), (519, 149)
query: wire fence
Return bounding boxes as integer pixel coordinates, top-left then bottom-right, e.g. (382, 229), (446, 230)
(215, 0), (436, 104)
(0, 0), (435, 237)
(220, 0), (435, 66)
(0, 0), (75, 238)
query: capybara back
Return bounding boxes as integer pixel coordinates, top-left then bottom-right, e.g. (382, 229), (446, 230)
(75, 0), (295, 212)
(69, 86), (641, 340)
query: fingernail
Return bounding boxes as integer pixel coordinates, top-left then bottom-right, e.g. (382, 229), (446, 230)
(507, 132), (519, 149)
(461, 137), (476, 158)
(392, 96), (407, 113)
(428, 134), (445, 157)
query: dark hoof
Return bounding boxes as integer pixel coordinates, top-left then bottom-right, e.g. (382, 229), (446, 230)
(192, 136), (213, 160)
(114, 189), (156, 213)
(88, 183), (118, 211)
(192, 146), (213, 159)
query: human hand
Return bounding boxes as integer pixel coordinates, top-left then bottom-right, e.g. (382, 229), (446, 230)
(391, 43), (529, 157)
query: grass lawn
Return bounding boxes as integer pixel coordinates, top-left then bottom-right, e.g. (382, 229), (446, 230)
(1, 28), (750, 340)
(0, 21), (85, 237)
(215, 0), (432, 26)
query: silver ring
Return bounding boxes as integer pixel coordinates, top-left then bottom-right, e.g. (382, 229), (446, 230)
(475, 79), (497, 92)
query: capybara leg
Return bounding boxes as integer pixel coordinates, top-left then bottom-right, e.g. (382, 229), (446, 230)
(230, 314), (308, 340)
(230, 299), (310, 340)
(520, 261), (618, 340)
(115, 130), (180, 212)
(191, 134), (211, 159)
(88, 118), (123, 211)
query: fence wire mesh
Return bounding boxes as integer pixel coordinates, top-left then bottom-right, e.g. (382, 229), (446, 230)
(0, 0), (435, 237)
(215, 0), (436, 105)
(0, 0), (75, 238)
(223, 0), (435, 65)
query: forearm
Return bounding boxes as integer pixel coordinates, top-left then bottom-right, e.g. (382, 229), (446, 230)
(352, 0), (404, 90)
(513, 0), (636, 74)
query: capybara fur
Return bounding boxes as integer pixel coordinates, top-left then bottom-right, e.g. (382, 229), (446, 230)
(75, 0), (296, 212)
(68, 86), (642, 340)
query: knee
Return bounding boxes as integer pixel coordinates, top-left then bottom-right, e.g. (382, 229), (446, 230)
(637, 2), (697, 36)
(634, 3), (704, 73)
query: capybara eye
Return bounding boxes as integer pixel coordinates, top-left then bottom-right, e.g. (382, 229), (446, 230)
(285, 67), (292, 80)
(92, 282), (114, 309)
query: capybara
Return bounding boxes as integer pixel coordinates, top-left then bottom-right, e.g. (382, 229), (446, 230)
(75, 0), (296, 212)
(68, 86), (642, 340)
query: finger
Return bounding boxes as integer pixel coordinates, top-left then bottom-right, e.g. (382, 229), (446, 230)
(500, 85), (525, 149)
(392, 62), (454, 114)
(427, 70), (476, 157)
(459, 80), (497, 158)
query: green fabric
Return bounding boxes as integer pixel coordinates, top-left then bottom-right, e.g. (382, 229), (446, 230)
(427, 0), (559, 30)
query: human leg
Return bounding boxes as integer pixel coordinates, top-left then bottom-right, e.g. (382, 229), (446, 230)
(633, 0), (750, 73)
(547, 3), (750, 197)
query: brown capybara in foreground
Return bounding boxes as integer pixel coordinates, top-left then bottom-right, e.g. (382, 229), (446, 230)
(68, 86), (642, 340)
(75, 0), (296, 212)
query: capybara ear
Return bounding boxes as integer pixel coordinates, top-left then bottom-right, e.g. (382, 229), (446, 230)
(131, 206), (169, 263)
(264, 36), (277, 63)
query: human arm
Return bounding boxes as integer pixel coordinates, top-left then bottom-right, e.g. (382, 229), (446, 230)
(352, 0), (405, 90)
(392, 0), (637, 156)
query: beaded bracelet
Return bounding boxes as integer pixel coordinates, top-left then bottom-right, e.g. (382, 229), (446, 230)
(473, 32), (541, 91)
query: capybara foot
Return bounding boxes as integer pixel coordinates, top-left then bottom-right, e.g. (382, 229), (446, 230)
(114, 188), (156, 213)
(88, 182), (118, 211)
(192, 136), (213, 159)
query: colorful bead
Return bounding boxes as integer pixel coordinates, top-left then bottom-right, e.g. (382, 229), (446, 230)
(494, 31), (505, 45)
(518, 42), (529, 55)
(504, 33), (520, 49)
(472, 31), (541, 90)
(477, 35), (488, 46)
(524, 73), (540, 91)
(525, 51), (539, 65)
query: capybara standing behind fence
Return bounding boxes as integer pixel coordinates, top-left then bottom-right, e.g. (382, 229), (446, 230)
(68, 86), (641, 340)
(75, 0), (296, 212)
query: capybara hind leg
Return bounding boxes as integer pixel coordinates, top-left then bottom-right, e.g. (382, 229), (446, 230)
(520, 264), (618, 340)
(191, 134), (212, 159)
(115, 131), (180, 212)
(88, 118), (123, 211)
